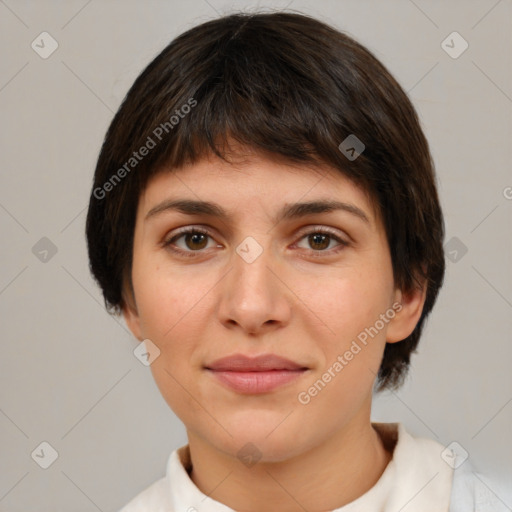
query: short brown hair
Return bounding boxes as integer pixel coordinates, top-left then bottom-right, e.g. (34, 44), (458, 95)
(85, 11), (445, 391)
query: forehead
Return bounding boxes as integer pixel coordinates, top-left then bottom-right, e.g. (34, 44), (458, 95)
(139, 148), (380, 227)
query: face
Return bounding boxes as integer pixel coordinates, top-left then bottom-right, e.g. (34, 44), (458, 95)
(123, 147), (425, 462)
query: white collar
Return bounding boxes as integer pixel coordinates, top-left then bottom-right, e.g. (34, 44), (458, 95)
(164, 423), (454, 511)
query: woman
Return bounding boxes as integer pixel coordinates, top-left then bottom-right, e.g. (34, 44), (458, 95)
(86, 11), (505, 511)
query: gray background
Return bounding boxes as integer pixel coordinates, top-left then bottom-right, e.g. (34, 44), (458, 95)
(1, 0), (511, 510)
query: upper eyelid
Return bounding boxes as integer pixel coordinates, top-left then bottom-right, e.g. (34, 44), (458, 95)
(164, 225), (349, 247)
(165, 224), (347, 237)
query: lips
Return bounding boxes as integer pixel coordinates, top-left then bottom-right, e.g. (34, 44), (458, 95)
(205, 354), (309, 394)
(205, 353), (307, 372)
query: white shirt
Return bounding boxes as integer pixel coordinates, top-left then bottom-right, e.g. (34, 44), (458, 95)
(119, 422), (508, 511)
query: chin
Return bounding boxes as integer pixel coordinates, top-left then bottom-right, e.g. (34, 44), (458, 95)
(219, 421), (312, 464)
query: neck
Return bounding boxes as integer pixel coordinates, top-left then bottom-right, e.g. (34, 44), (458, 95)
(186, 416), (393, 512)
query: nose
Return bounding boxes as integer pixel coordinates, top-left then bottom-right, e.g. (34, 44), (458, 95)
(217, 238), (292, 336)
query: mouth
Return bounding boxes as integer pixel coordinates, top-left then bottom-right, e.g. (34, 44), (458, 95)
(204, 353), (309, 394)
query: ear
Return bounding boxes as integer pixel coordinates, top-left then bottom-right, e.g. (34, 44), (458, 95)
(386, 276), (428, 344)
(122, 296), (144, 342)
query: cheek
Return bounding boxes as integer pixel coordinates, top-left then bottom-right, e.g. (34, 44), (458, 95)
(304, 269), (389, 337)
(136, 270), (208, 415)
(133, 263), (210, 339)
(303, 270), (392, 395)
(149, 360), (208, 432)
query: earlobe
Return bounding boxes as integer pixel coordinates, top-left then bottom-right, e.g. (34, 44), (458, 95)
(386, 280), (427, 344)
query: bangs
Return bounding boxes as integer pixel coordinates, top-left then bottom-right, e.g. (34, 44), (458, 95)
(123, 14), (366, 192)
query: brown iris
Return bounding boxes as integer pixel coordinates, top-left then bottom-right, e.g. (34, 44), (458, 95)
(308, 233), (330, 251)
(184, 232), (209, 250)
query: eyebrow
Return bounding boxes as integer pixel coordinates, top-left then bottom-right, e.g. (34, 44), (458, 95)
(145, 198), (370, 225)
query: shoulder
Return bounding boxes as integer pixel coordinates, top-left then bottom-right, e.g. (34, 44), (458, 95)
(387, 424), (511, 511)
(117, 446), (188, 512)
(449, 459), (511, 512)
(379, 422), (451, 477)
(118, 476), (172, 512)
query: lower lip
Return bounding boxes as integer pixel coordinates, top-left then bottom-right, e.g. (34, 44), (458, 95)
(206, 369), (307, 394)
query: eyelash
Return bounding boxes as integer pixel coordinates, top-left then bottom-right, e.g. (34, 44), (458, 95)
(162, 226), (349, 259)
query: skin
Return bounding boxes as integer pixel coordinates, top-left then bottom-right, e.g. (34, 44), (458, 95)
(123, 144), (427, 511)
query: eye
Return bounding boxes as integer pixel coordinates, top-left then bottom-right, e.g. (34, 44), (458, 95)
(295, 227), (349, 255)
(162, 226), (349, 259)
(162, 227), (219, 258)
